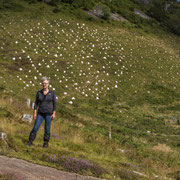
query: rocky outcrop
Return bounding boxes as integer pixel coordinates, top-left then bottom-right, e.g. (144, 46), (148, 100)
(134, 0), (150, 5)
(0, 156), (103, 180)
(85, 6), (128, 22)
(134, 9), (151, 19)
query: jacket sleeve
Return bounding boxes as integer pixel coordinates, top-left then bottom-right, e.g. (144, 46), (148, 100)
(34, 92), (39, 110)
(53, 92), (57, 111)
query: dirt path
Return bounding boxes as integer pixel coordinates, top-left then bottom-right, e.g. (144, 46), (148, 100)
(0, 156), (106, 180)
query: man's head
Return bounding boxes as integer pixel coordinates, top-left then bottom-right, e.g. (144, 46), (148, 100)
(41, 77), (49, 89)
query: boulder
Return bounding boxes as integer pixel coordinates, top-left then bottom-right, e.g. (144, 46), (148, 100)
(22, 114), (33, 123)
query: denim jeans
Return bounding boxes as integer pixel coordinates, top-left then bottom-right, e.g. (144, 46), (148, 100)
(31, 113), (52, 134)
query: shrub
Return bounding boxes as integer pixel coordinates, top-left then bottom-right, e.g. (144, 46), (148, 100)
(60, 156), (106, 176)
(0, 0), (24, 12)
(53, 7), (60, 13)
(24, 0), (37, 4)
(102, 5), (111, 20)
(72, 0), (95, 11)
(147, 1), (169, 23)
(46, 155), (106, 177)
(167, 16), (180, 35)
(0, 171), (24, 180)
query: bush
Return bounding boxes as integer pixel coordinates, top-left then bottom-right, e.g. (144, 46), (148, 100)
(37, 0), (58, 6)
(45, 154), (107, 177)
(147, 1), (169, 23)
(0, 0), (24, 12)
(60, 0), (95, 10)
(53, 7), (60, 13)
(60, 156), (106, 176)
(72, 0), (95, 10)
(167, 16), (180, 35)
(24, 0), (36, 4)
(102, 5), (111, 20)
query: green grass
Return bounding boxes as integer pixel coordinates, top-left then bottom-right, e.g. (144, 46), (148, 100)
(0, 0), (180, 179)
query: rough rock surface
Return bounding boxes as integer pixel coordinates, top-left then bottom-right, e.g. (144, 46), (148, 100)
(0, 156), (105, 180)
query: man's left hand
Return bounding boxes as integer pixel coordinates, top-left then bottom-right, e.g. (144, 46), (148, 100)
(51, 113), (56, 120)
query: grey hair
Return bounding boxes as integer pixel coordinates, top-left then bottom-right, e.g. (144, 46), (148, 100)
(41, 76), (50, 84)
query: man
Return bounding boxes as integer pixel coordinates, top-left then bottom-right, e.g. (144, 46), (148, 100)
(27, 77), (56, 148)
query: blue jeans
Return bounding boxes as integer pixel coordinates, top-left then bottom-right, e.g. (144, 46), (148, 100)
(31, 114), (52, 134)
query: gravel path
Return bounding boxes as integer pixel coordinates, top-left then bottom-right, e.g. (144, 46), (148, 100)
(0, 156), (106, 180)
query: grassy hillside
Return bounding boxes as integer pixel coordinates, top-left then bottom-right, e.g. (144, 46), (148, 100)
(0, 0), (180, 179)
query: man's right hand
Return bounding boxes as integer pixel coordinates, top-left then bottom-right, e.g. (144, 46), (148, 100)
(33, 114), (37, 120)
(33, 110), (37, 120)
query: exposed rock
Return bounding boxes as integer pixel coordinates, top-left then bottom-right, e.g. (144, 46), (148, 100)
(134, 9), (150, 19)
(111, 13), (128, 22)
(170, 116), (179, 125)
(26, 98), (31, 108)
(85, 6), (128, 22)
(164, 3), (171, 11)
(22, 114), (33, 123)
(0, 155), (103, 180)
(32, 102), (35, 109)
(134, 0), (150, 5)
(90, 6), (103, 17)
(0, 132), (6, 140)
(85, 11), (99, 19)
(117, 148), (126, 153)
(132, 170), (147, 177)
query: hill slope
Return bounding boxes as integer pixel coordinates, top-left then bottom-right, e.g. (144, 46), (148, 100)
(0, 1), (180, 179)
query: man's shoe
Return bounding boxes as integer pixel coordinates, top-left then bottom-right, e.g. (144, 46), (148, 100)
(26, 141), (33, 146)
(43, 142), (48, 148)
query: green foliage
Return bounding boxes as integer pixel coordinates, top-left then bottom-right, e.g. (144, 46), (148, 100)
(0, 0), (24, 12)
(53, 7), (60, 13)
(167, 15), (180, 35)
(24, 0), (37, 4)
(72, 0), (95, 10)
(0, 107), (13, 118)
(0, 1), (179, 179)
(101, 5), (111, 20)
(147, 1), (169, 23)
(114, 168), (145, 180)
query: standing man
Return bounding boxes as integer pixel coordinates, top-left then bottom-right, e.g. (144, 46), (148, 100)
(27, 77), (56, 148)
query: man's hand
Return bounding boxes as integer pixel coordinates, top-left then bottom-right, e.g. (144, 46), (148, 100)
(51, 112), (56, 120)
(33, 113), (37, 120)
(33, 110), (37, 120)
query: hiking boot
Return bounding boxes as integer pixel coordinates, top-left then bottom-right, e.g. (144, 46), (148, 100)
(26, 140), (33, 146)
(43, 142), (48, 148)
(43, 133), (50, 148)
(27, 131), (36, 146)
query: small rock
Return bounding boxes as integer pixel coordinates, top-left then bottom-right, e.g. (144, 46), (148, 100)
(170, 116), (179, 125)
(117, 148), (126, 153)
(26, 99), (31, 107)
(132, 170), (147, 177)
(22, 114), (33, 123)
(32, 102), (35, 109)
(0, 132), (7, 140)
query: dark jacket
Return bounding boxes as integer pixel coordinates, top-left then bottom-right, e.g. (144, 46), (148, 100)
(34, 89), (56, 115)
